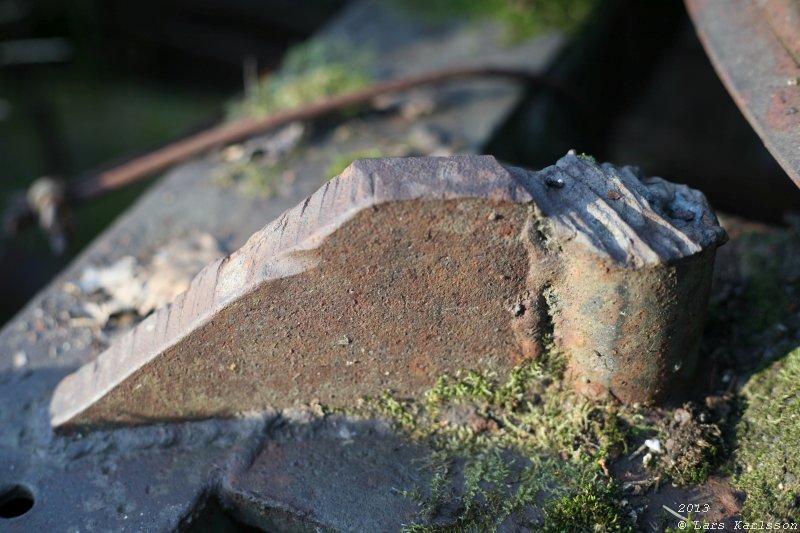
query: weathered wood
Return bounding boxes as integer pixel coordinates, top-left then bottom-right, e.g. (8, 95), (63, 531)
(50, 154), (726, 429)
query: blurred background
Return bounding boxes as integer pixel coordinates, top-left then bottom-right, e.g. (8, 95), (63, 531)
(1, 0), (798, 325)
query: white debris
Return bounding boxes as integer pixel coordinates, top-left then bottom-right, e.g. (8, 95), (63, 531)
(644, 438), (662, 454)
(642, 452), (653, 467)
(12, 351), (27, 368)
(79, 255), (141, 300)
(76, 232), (224, 327)
(138, 232), (223, 316)
(337, 426), (356, 440)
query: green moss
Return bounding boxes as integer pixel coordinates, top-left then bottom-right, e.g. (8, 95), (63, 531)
(349, 352), (633, 530)
(212, 160), (285, 199)
(735, 346), (800, 521)
(229, 39), (372, 120)
(396, 0), (598, 42)
(542, 482), (633, 533)
(326, 149), (387, 180)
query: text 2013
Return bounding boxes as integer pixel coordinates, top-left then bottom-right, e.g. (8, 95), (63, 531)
(679, 503), (711, 513)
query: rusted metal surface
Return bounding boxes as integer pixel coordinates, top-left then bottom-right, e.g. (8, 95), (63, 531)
(49, 154), (726, 430)
(686, 0), (800, 190)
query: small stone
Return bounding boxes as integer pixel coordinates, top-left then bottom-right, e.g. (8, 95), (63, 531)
(221, 144), (246, 163)
(607, 190), (621, 200)
(673, 408), (692, 425)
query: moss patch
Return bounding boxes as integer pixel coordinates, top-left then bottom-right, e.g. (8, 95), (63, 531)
(342, 349), (634, 531)
(396, 0), (598, 42)
(228, 40), (372, 120)
(735, 345), (800, 521)
(542, 483), (632, 533)
(326, 149), (387, 180)
(212, 159), (286, 199)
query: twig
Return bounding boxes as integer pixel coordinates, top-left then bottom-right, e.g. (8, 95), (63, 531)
(661, 504), (688, 522)
(68, 65), (571, 201)
(5, 65), (574, 249)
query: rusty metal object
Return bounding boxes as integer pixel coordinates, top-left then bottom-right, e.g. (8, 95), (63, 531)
(686, 0), (800, 190)
(49, 154), (726, 429)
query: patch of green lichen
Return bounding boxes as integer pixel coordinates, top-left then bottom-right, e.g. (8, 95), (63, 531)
(346, 347), (633, 530)
(326, 149), (387, 180)
(212, 160), (286, 199)
(228, 39), (372, 120)
(395, 0), (598, 42)
(735, 345), (800, 521)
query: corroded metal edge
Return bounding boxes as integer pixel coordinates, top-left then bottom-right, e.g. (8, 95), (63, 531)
(686, 0), (800, 190)
(49, 155), (531, 427)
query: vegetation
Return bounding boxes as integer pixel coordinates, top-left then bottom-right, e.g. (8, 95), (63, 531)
(342, 347), (634, 531)
(397, 0), (598, 42)
(542, 483), (632, 533)
(212, 159), (286, 199)
(326, 149), (387, 180)
(228, 39), (372, 120)
(735, 346), (800, 521)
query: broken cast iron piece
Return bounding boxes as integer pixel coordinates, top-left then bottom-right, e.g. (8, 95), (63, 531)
(49, 154), (727, 430)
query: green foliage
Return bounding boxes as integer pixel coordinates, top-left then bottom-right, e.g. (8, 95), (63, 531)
(212, 160), (285, 199)
(229, 39), (372, 119)
(361, 352), (632, 530)
(736, 346), (800, 521)
(542, 482), (633, 533)
(326, 149), (387, 180)
(397, 0), (598, 42)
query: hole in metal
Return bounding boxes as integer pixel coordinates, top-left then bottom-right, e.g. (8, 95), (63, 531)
(0, 485), (34, 519)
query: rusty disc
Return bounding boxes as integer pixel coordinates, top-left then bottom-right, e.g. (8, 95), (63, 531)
(686, 0), (800, 190)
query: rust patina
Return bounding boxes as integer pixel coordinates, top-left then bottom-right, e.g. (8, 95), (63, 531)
(50, 155), (727, 429)
(686, 0), (800, 190)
